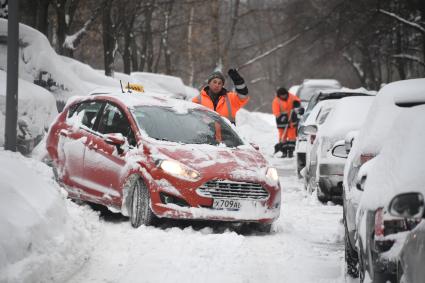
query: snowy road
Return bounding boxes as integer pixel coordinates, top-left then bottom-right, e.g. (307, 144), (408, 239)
(66, 157), (349, 283)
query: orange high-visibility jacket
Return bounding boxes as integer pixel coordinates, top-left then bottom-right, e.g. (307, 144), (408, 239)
(272, 93), (301, 142)
(192, 87), (249, 123)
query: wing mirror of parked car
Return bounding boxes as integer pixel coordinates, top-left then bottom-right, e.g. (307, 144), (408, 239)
(331, 140), (348, 158)
(388, 193), (425, 219)
(302, 125), (318, 135)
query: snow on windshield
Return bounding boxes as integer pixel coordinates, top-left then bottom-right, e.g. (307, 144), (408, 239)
(133, 106), (244, 147)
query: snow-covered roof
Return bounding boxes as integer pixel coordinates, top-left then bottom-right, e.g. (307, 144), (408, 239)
(317, 87), (376, 95)
(360, 104), (425, 209)
(301, 79), (341, 88)
(75, 90), (206, 114)
(351, 78), (425, 155)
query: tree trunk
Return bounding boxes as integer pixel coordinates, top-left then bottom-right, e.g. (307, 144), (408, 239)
(102, 0), (114, 76)
(36, 0), (51, 37)
(187, 4), (195, 85)
(210, 0), (221, 68)
(140, 0), (155, 71)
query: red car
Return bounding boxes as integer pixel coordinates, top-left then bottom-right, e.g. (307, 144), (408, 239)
(46, 91), (281, 231)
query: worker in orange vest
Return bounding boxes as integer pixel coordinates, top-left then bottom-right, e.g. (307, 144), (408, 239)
(272, 87), (303, 158)
(192, 69), (249, 124)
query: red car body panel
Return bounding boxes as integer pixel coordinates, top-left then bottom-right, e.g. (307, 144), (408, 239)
(47, 94), (281, 224)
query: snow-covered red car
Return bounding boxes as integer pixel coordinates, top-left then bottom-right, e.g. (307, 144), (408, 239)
(46, 91), (281, 231)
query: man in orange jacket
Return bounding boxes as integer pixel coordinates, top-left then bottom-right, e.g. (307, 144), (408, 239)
(272, 87), (303, 158)
(192, 69), (249, 124)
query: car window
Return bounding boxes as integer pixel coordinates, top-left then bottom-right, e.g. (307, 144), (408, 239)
(133, 106), (244, 147)
(98, 103), (137, 147)
(316, 107), (333, 125)
(67, 101), (103, 130)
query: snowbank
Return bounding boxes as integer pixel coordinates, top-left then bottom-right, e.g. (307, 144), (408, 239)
(0, 70), (58, 145)
(0, 150), (100, 283)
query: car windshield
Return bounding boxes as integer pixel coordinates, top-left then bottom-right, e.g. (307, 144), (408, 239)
(298, 86), (338, 102)
(133, 106), (244, 147)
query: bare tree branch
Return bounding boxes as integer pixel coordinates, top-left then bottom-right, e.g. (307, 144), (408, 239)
(378, 9), (425, 34)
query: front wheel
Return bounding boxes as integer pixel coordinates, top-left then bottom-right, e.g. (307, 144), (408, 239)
(130, 178), (156, 228)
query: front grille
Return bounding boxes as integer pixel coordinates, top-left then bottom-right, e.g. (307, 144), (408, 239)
(196, 180), (269, 200)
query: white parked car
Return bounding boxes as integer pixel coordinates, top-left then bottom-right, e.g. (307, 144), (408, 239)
(342, 78), (425, 279)
(304, 96), (374, 203)
(295, 79), (342, 106)
(295, 88), (375, 176)
(356, 100), (425, 282)
(299, 99), (337, 182)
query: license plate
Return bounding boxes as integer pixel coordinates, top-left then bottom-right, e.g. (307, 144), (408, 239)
(212, 199), (258, 211)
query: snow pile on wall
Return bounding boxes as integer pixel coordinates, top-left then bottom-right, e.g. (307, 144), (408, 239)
(0, 150), (100, 283)
(0, 70), (58, 145)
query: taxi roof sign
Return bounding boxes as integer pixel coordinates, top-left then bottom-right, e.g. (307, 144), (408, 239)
(120, 81), (145, 93)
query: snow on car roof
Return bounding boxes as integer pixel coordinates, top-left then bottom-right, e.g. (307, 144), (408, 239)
(352, 78), (425, 155)
(75, 90), (206, 114)
(318, 96), (374, 141)
(389, 78), (425, 104)
(360, 104), (425, 209)
(317, 87), (376, 95)
(302, 79), (341, 87)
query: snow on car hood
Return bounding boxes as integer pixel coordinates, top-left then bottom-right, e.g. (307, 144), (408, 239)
(150, 142), (274, 185)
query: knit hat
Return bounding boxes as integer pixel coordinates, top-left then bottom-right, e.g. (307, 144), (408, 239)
(276, 87), (289, 96)
(207, 71), (225, 84)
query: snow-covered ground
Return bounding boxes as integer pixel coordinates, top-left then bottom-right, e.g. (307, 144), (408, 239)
(1, 107), (352, 283)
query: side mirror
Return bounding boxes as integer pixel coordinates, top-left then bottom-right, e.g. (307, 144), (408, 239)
(389, 193), (424, 219)
(332, 140), (348, 158)
(344, 131), (358, 155)
(104, 133), (126, 146)
(303, 124), (318, 135)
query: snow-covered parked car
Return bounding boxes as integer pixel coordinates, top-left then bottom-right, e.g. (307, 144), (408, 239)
(355, 100), (425, 282)
(295, 88), (374, 176)
(299, 99), (338, 182)
(0, 70), (58, 155)
(304, 96), (374, 203)
(295, 79), (342, 106)
(46, 91), (281, 232)
(342, 78), (425, 278)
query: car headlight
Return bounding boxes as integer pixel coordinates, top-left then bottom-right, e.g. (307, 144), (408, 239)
(158, 160), (201, 181)
(266, 167), (279, 182)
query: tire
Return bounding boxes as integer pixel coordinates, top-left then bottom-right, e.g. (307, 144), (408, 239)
(345, 228), (359, 278)
(130, 178), (156, 228)
(358, 242), (366, 283)
(251, 222), (272, 233)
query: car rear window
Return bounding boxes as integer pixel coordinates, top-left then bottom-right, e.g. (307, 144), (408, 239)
(133, 106), (244, 147)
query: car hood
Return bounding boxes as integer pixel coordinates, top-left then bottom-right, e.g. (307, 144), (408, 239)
(151, 143), (273, 184)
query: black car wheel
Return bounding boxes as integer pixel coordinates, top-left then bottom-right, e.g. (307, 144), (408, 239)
(345, 227), (359, 278)
(130, 178), (156, 228)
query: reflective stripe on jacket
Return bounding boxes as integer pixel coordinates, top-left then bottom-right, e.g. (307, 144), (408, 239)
(192, 88), (249, 123)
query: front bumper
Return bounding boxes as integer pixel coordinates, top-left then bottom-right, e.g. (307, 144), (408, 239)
(149, 179), (281, 224)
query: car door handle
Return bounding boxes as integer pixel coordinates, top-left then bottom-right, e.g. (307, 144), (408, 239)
(59, 129), (69, 137)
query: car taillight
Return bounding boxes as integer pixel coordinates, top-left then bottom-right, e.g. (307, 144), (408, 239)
(360, 153), (375, 165)
(374, 208), (385, 238)
(310, 134), (316, 144)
